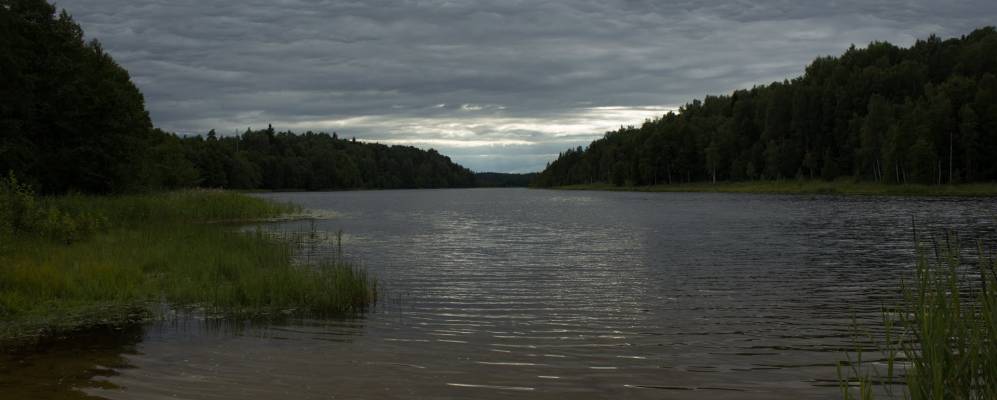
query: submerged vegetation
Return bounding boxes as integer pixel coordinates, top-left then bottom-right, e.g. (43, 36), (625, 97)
(0, 175), (376, 344)
(839, 237), (997, 399)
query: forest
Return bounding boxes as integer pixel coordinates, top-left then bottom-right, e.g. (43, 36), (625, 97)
(158, 127), (475, 191)
(0, 0), (474, 194)
(533, 27), (997, 187)
(473, 172), (537, 187)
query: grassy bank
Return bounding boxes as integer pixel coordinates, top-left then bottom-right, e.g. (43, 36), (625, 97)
(839, 238), (997, 399)
(552, 181), (997, 197)
(0, 178), (376, 344)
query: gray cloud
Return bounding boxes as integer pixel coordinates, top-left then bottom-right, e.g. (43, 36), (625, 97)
(66, 0), (997, 172)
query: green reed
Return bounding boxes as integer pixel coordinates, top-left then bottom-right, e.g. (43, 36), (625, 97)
(839, 236), (997, 399)
(0, 183), (375, 344)
(46, 189), (301, 226)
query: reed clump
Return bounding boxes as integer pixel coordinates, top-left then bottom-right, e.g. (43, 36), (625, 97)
(839, 236), (997, 399)
(0, 175), (375, 343)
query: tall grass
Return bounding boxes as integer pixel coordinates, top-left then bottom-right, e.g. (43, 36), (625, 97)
(47, 189), (301, 227)
(839, 236), (997, 399)
(0, 178), (375, 344)
(0, 173), (107, 245)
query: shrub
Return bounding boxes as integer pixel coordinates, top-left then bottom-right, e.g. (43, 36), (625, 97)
(0, 173), (107, 245)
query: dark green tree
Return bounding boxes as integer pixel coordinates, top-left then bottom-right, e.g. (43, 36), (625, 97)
(534, 27), (997, 187)
(1, 0), (154, 193)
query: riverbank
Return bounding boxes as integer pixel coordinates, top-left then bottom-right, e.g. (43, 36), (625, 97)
(0, 183), (376, 346)
(552, 181), (997, 197)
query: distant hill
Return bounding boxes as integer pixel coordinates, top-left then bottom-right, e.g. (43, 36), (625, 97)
(474, 172), (538, 187)
(534, 27), (997, 187)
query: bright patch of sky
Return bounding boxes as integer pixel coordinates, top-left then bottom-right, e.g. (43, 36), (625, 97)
(67, 0), (997, 172)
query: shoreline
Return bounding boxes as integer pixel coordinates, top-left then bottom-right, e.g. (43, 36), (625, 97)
(545, 181), (997, 197)
(0, 190), (376, 346)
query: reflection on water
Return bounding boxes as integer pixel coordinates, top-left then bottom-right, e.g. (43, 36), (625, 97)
(0, 326), (143, 400)
(87, 318), (369, 400)
(4, 189), (996, 399)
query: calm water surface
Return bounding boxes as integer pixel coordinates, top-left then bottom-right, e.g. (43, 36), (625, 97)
(4, 189), (997, 399)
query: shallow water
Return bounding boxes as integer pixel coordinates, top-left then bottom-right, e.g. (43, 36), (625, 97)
(4, 189), (996, 399)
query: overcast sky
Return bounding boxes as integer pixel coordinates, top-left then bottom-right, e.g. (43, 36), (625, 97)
(66, 1), (996, 173)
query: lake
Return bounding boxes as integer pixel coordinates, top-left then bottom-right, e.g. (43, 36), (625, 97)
(4, 188), (996, 399)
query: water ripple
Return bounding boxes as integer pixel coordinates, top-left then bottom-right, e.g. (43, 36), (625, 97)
(76, 189), (997, 399)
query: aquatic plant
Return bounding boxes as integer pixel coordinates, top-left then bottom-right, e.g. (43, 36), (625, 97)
(839, 235), (997, 399)
(0, 183), (375, 344)
(46, 189), (300, 227)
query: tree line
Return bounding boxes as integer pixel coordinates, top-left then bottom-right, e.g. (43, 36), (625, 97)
(1, 0), (155, 193)
(156, 127), (475, 191)
(1, 0), (474, 193)
(473, 172), (537, 187)
(533, 27), (997, 187)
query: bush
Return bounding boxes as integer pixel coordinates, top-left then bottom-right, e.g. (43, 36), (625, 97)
(0, 172), (37, 237)
(0, 172), (107, 245)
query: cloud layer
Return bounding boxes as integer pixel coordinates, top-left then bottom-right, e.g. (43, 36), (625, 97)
(66, 0), (997, 172)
